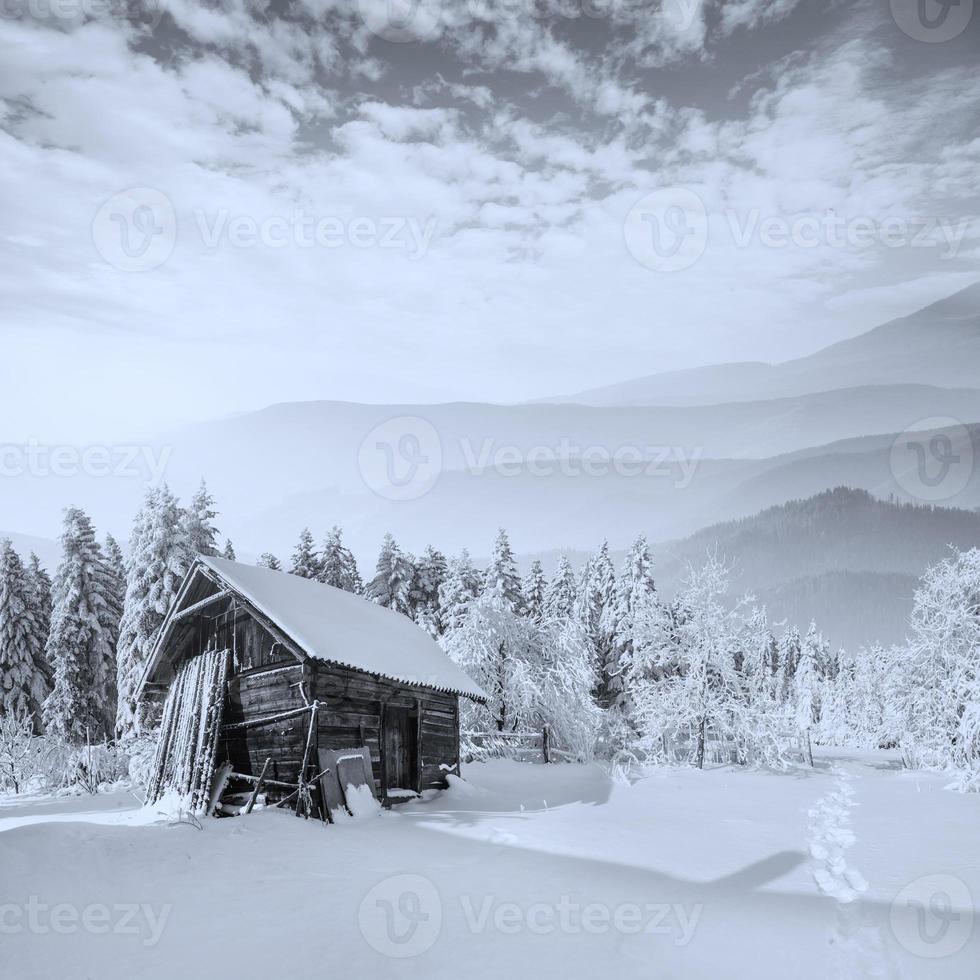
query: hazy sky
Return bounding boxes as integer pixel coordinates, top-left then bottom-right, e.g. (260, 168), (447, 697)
(2, 0), (978, 439)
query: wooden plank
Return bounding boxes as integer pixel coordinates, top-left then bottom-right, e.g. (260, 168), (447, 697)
(243, 758), (271, 814)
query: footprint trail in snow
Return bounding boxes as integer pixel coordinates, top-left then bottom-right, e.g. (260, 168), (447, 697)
(807, 766), (889, 978)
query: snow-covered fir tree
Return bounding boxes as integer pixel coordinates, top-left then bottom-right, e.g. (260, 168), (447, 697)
(792, 625), (821, 765)
(437, 549), (482, 634)
(365, 533), (415, 616)
(483, 528), (522, 613)
(577, 541), (619, 707)
(116, 486), (193, 739)
(318, 526), (362, 593)
(182, 479), (220, 557)
(741, 605), (778, 704)
(521, 560), (546, 623)
(103, 534), (126, 612)
(43, 509), (121, 741)
(289, 528), (322, 579)
(776, 625), (802, 702)
(257, 552), (282, 571)
(0, 540), (50, 732)
(221, 539), (236, 560)
(608, 536), (657, 709)
(24, 552), (53, 642)
(413, 545), (447, 623)
(543, 555), (577, 619)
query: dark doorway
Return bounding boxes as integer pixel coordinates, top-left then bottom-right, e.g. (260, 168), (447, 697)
(383, 705), (418, 794)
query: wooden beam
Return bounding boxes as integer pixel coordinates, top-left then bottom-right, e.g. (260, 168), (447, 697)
(220, 704), (315, 732)
(173, 589), (230, 622)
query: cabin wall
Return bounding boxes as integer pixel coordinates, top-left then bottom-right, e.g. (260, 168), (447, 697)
(312, 664), (460, 795)
(216, 657), (311, 793)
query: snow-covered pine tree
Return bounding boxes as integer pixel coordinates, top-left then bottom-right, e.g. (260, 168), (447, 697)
(183, 479), (220, 557)
(289, 528), (322, 579)
(0, 541), (50, 732)
(483, 528), (522, 613)
(521, 560), (546, 623)
(364, 533), (415, 616)
(577, 541), (619, 707)
(24, 552), (53, 642)
(437, 549), (482, 634)
(221, 539), (236, 560)
(318, 526), (362, 593)
(257, 552), (282, 571)
(43, 509), (121, 742)
(116, 486), (193, 740)
(543, 554), (577, 619)
(608, 536), (657, 709)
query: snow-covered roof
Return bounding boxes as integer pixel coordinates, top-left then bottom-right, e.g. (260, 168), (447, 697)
(193, 556), (487, 701)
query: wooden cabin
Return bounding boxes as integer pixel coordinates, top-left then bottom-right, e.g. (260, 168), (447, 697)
(137, 556), (487, 815)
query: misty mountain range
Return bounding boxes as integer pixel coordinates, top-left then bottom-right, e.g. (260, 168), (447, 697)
(545, 281), (980, 406)
(6, 281), (980, 653)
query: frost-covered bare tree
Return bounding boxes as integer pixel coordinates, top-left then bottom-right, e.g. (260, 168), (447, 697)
(893, 547), (980, 787)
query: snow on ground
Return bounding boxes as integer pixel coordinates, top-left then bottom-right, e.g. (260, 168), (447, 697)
(1, 750), (978, 980)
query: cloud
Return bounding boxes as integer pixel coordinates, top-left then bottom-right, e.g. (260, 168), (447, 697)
(0, 0), (977, 447)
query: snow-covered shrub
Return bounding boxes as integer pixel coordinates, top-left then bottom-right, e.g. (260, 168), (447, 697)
(60, 741), (130, 794)
(0, 708), (36, 794)
(123, 732), (159, 793)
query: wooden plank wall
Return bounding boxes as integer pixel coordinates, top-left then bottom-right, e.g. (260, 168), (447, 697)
(217, 661), (309, 789)
(312, 664), (460, 794)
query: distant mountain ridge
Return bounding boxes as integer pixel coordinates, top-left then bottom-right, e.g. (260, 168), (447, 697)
(516, 487), (980, 650)
(545, 281), (980, 406)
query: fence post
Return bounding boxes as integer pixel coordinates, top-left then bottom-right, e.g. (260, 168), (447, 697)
(542, 724), (550, 764)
